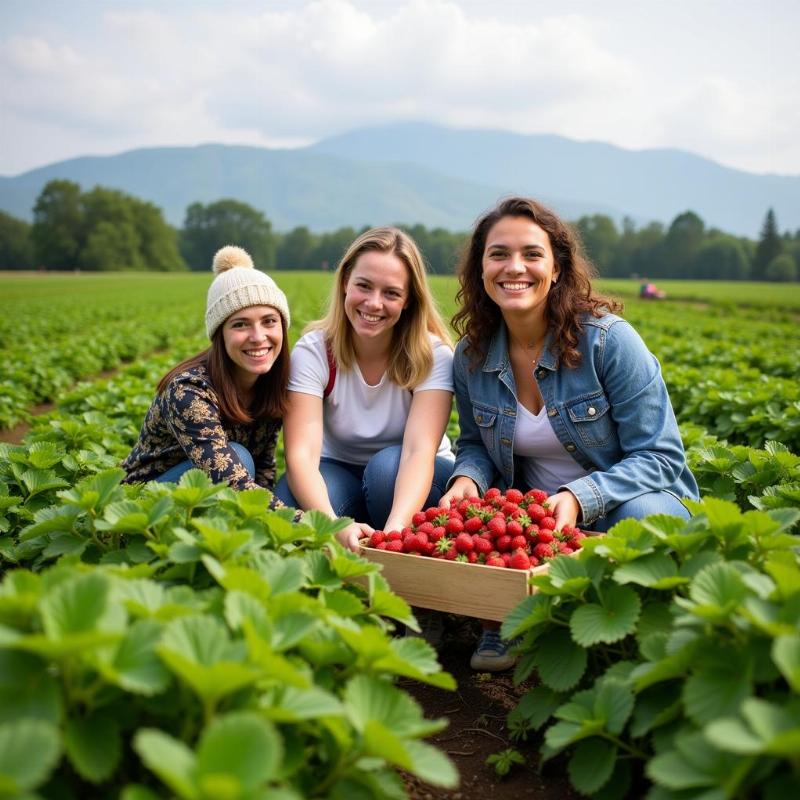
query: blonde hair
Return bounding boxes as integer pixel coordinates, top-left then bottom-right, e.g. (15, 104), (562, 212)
(308, 227), (452, 389)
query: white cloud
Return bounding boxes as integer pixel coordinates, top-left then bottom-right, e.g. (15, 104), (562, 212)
(0, 0), (796, 175)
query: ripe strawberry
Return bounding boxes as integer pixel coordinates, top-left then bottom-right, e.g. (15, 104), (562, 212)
(401, 526), (414, 538)
(505, 488), (524, 505)
(402, 534), (417, 552)
(422, 541), (436, 556)
(443, 543), (458, 560)
(501, 553), (512, 567)
(484, 487), (502, 502)
(385, 540), (403, 552)
(536, 529), (555, 544)
(524, 524), (539, 542)
(533, 542), (554, 560)
(369, 531), (386, 547)
(486, 517), (506, 538)
(445, 517), (464, 535)
(386, 530), (402, 542)
(425, 506), (443, 521)
(455, 533), (475, 553)
(506, 520), (523, 537)
(417, 521), (435, 535)
(510, 549), (531, 570)
(431, 525), (446, 540)
(473, 536), (493, 555)
(527, 503), (547, 521)
(467, 551), (479, 563)
(495, 534), (512, 552)
(501, 502), (519, 516)
(411, 511), (427, 527)
(376, 542), (387, 550)
(464, 516), (483, 533)
(485, 555), (506, 568)
(540, 516), (557, 531)
(510, 534), (528, 551)
(558, 542), (574, 554)
(525, 489), (548, 504)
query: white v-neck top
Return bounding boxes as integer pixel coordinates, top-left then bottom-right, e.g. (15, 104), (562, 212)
(514, 402), (589, 494)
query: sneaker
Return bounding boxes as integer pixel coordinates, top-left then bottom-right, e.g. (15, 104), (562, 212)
(469, 630), (516, 672)
(404, 609), (445, 648)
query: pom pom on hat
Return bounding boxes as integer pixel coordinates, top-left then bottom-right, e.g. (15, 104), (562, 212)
(205, 245), (290, 338)
(212, 245), (254, 275)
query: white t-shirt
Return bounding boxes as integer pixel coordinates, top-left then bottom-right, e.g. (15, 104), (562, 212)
(288, 329), (455, 465)
(514, 402), (590, 495)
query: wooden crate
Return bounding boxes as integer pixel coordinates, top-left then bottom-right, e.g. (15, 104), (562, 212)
(360, 534), (598, 621)
(360, 547), (532, 621)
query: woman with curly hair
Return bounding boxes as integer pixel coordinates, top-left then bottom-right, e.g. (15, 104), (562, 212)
(441, 197), (698, 670)
(276, 227), (455, 553)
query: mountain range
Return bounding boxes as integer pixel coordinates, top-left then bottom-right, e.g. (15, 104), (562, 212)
(1, 122), (797, 238)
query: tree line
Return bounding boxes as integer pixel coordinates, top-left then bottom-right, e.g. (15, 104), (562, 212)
(1, 178), (798, 281)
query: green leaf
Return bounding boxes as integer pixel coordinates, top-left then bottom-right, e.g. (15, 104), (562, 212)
(684, 561), (748, 621)
(100, 618), (171, 695)
(252, 551), (306, 595)
(344, 675), (441, 738)
(773, 634), (800, 692)
(323, 588), (364, 617)
(64, 712), (121, 783)
(509, 686), (563, 732)
(568, 738), (616, 794)
(501, 593), (552, 639)
(402, 739), (458, 788)
(613, 552), (687, 590)
(595, 679), (634, 734)
(369, 588), (415, 625)
(40, 571), (124, 638)
(259, 686), (344, 723)
(532, 628), (587, 692)
(0, 650), (62, 724)
(570, 585), (641, 646)
(0, 718), (61, 792)
(196, 712), (282, 788)
(133, 728), (197, 800)
(682, 652), (752, 726)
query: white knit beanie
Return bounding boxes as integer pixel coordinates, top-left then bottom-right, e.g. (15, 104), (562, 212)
(205, 246), (290, 338)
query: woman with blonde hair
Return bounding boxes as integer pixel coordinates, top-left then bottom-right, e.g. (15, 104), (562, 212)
(275, 227), (454, 550)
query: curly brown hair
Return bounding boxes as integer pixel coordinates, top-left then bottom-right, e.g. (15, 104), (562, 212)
(452, 196), (622, 368)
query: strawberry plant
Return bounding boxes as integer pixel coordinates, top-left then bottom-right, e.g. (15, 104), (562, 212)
(0, 469), (458, 797)
(502, 499), (800, 798)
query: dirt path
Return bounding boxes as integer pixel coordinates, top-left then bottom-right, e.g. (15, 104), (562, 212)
(402, 616), (579, 800)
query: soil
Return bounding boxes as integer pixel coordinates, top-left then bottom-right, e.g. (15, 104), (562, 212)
(401, 615), (579, 800)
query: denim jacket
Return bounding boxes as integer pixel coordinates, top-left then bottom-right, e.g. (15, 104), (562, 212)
(450, 314), (699, 524)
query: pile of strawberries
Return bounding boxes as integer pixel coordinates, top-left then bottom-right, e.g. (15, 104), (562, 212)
(365, 487), (586, 570)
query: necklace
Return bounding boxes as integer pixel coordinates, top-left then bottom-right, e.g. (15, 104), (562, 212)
(511, 334), (546, 367)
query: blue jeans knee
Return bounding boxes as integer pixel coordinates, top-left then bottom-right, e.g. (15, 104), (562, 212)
(592, 490), (690, 532)
(362, 445), (455, 529)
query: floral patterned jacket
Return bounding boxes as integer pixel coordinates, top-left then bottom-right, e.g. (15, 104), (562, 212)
(122, 363), (283, 502)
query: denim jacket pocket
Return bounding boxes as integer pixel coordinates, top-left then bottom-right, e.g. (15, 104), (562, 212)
(472, 403), (498, 454)
(567, 394), (613, 447)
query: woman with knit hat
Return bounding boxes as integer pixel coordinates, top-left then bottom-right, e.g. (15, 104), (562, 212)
(122, 245), (290, 502)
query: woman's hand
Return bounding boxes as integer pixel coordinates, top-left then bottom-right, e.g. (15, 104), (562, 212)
(336, 520), (373, 552)
(546, 490), (581, 531)
(440, 476), (480, 509)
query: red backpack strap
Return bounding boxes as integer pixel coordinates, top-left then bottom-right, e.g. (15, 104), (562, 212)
(323, 341), (336, 398)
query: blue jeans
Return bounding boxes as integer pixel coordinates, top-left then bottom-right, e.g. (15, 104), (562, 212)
(274, 445), (455, 529)
(155, 443), (255, 484)
(590, 490), (690, 533)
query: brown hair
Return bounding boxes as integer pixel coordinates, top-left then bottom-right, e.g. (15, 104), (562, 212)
(308, 226), (452, 389)
(452, 196), (622, 367)
(157, 317), (290, 424)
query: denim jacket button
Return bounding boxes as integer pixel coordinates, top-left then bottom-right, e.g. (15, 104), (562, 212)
(565, 443), (576, 452)
(476, 415), (483, 423)
(588, 407), (597, 416)
(547, 407), (557, 417)
(500, 437), (512, 446)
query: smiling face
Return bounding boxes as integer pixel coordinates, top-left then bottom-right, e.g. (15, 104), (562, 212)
(221, 305), (284, 390)
(343, 250), (409, 344)
(481, 216), (559, 319)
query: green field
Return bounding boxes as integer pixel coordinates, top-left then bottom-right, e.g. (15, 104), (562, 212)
(1, 271), (799, 799)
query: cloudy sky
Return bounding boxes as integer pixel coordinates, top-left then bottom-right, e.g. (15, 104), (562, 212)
(1, 0), (797, 177)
